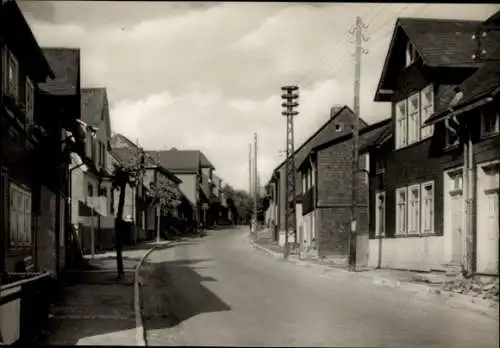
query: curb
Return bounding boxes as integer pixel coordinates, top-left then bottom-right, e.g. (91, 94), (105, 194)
(248, 237), (499, 319)
(134, 242), (172, 347)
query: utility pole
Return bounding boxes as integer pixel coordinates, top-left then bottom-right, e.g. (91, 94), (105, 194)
(281, 85), (299, 259)
(156, 151), (161, 243)
(348, 16), (369, 272)
(253, 132), (258, 232)
(249, 142), (252, 199)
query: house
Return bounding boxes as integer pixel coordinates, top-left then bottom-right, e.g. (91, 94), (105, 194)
(422, 20), (499, 275)
(297, 118), (391, 264)
(0, 0), (57, 276)
(111, 133), (184, 240)
(70, 87), (115, 253)
(37, 47), (82, 274)
(147, 148), (215, 229)
(362, 16), (500, 273)
(267, 106), (369, 246)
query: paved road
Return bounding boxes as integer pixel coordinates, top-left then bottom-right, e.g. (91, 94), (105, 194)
(141, 228), (499, 347)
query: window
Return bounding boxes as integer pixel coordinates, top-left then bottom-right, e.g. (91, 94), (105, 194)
(408, 184), (420, 234)
(7, 50), (19, 98)
(421, 182), (435, 234)
(481, 110), (499, 136)
(395, 187), (407, 235)
(25, 78), (35, 126)
(420, 85), (434, 139)
(406, 42), (417, 67)
(87, 183), (94, 197)
(408, 93), (420, 144)
(335, 123), (343, 132)
(308, 169), (313, 189)
(9, 183), (32, 246)
(375, 192), (386, 236)
(395, 181), (435, 236)
(395, 100), (408, 149)
(302, 173), (307, 192)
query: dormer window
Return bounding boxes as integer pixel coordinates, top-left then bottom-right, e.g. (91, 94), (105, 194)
(406, 42), (417, 67)
(481, 108), (499, 137)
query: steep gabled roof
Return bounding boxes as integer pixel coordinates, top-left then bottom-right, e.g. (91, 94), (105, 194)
(1, 0), (54, 82)
(484, 10), (500, 27)
(146, 148), (214, 173)
(298, 118), (392, 171)
(39, 48), (80, 96)
(272, 105), (368, 174)
(359, 121), (393, 154)
(374, 17), (500, 102)
(111, 146), (182, 184)
(425, 45), (500, 125)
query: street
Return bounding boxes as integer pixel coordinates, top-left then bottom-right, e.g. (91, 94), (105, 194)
(140, 228), (499, 348)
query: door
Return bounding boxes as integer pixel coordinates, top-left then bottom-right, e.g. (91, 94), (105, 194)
(477, 162), (499, 275)
(450, 191), (464, 265)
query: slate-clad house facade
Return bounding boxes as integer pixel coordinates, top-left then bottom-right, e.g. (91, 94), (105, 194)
(363, 16), (500, 273)
(422, 14), (500, 275)
(37, 47), (82, 273)
(0, 0), (56, 274)
(298, 118), (391, 263)
(268, 106), (368, 245)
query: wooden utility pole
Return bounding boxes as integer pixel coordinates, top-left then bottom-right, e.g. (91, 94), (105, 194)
(348, 16), (369, 272)
(253, 132), (258, 231)
(156, 151), (161, 243)
(248, 143), (252, 199)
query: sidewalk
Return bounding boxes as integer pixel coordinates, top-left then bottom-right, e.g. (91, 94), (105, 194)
(35, 247), (151, 346)
(249, 235), (499, 319)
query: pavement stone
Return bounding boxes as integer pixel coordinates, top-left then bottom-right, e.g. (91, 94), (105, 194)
(36, 246), (152, 345)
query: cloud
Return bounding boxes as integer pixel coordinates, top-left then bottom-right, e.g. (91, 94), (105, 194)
(20, 2), (499, 190)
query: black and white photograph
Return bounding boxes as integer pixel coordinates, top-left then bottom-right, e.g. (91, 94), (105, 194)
(0, 0), (499, 346)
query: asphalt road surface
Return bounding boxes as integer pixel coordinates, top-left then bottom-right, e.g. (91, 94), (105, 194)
(141, 227), (499, 348)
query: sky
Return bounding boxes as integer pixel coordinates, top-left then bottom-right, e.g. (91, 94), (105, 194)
(19, 1), (499, 191)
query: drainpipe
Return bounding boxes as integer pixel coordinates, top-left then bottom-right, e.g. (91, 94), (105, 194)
(465, 130), (475, 276)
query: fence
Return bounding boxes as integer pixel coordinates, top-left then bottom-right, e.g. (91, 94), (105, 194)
(0, 271), (53, 344)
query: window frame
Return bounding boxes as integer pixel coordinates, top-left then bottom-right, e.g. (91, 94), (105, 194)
(7, 49), (19, 99)
(395, 186), (408, 236)
(420, 181), (435, 235)
(395, 99), (408, 149)
(481, 109), (499, 137)
(407, 92), (420, 145)
(407, 184), (421, 235)
(9, 182), (32, 246)
(25, 77), (35, 126)
(406, 42), (417, 67)
(375, 191), (386, 237)
(420, 84), (434, 139)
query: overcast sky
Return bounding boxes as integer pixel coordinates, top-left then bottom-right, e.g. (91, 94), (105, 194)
(19, 1), (499, 191)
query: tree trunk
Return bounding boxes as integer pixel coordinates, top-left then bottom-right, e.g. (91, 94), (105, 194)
(115, 182), (126, 278)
